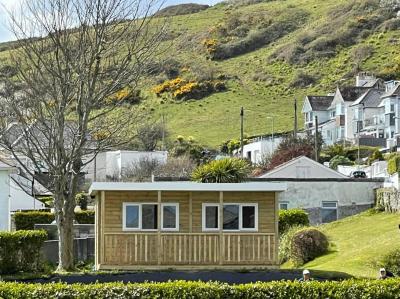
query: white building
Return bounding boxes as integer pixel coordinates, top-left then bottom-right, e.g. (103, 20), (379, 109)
(242, 136), (283, 164)
(84, 150), (168, 182)
(258, 156), (383, 224)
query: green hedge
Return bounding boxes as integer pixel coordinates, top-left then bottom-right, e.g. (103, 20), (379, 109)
(388, 156), (400, 175)
(14, 211), (55, 230)
(0, 230), (47, 274)
(279, 209), (309, 234)
(75, 210), (95, 224)
(14, 211), (95, 230)
(1, 280), (400, 298)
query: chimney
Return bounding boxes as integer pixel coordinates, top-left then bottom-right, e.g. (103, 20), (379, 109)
(356, 72), (375, 87)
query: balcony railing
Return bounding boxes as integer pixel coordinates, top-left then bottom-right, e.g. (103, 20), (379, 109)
(102, 232), (276, 266)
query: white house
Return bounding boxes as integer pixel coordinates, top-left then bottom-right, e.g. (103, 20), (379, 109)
(0, 162), (16, 231)
(84, 150), (168, 182)
(242, 136), (283, 164)
(259, 156), (347, 179)
(258, 156), (383, 224)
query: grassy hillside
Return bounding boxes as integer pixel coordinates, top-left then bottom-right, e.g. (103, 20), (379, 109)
(1, 0), (400, 148)
(297, 211), (400, 278)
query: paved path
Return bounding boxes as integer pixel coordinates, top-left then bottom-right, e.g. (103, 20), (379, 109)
(17, 270), (347, 284)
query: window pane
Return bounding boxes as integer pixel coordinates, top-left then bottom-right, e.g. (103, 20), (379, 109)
(322, 201), (337, 208)
(321, 208), (337, 223)
(280, 203), (288, 210)
(142, 204), (157, 229)
(163, 205), (177, 229)
(223, 205), (239, 230)
(205, 206), (218, 229)
(242, 206), (255, 229)
(126, 205), (139, 228)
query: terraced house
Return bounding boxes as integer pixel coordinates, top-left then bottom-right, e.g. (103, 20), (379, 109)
(303, 73), (398, 149)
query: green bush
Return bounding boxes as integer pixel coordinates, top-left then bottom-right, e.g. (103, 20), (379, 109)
(279, 209), (309, 234)
(14, 211), (55, 230)
(75, 192), (88, 210)
(2, 280), (400, 298)
(15, 210), (95, 230)
(75, 210), (95, 224)
(329, 155), (353, 170)
(380, 248), (400, 276)
(0, 230), (47, 274)
(280, 226), (328, 266)
(387, 156), (400, 175)
(191, 158), (250, 183)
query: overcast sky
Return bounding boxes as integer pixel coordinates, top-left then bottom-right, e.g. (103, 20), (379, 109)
(0, 0), (221, 43)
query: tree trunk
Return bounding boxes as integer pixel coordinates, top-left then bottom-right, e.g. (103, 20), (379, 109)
(54, 191), (76, 272)
(57, 213), (74, 271)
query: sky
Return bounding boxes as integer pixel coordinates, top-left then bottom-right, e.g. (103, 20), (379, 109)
(0, 0), (222, 43)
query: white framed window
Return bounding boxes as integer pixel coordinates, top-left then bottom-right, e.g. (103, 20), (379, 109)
(122, 203), (158, 231)
(161, 203), (179, 231)
(279, 202), (289, 210)
(321, 201), (338, 223)
(202, 203), (258, 232)
(202, 203), (220, 231)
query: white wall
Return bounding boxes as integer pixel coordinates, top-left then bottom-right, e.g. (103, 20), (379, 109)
(242, 137), (283, 164)
(278, 180), (382, 210)
(84, 151), (168, 182)
(9, 175), (45, 211)
(0, 170), (10, 231)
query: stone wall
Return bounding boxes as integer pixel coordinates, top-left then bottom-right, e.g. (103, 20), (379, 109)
(376, 188), (400, 212)
(42, 237), (94, 264)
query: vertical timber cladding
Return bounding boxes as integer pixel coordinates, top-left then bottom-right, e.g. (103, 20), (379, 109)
(100, 189), (277, 268)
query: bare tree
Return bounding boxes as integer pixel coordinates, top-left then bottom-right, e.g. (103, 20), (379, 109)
(136, 122), (166, 151)
(0, 0), (166, 271)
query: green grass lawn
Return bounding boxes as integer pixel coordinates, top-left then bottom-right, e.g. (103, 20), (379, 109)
(297, 211), (400, 278)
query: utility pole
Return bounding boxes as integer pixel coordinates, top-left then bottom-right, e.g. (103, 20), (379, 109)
(240, 107), (244, 158)
(314, 115), (319, 161)
(161, 113), (166, 151)
(294, 98), (298, 138)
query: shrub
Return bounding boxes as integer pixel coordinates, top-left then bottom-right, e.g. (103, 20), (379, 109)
(280, 226), (329, 266)
(279, 209), (309, 234)
(191, 158), (250, 183)
(154, 156), (197, 178)
(0, 230), (47, 274)
(368, 149), (384, 164)
(15, 210), (96, 230)
(75, 210), (95, 224)
(14, 211), (55, 230)
(329, 155), (353, 170)
(154, 3), (209, 17)
(387, 155), (400, 174)
(75, 193), (88, 210)
(379, 248), (400, 276)
(290, 71), (317, 88)
(3, 280), (400, 298)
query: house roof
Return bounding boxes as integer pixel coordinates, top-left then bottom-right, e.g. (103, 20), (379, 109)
(338, 86), (371, 102)
(306, 96), (334, 111)
(381, 83), (400, 99)
(89, 182), (288, 195)
(259, 156), (348, 179)
(350, 89), (385, 108)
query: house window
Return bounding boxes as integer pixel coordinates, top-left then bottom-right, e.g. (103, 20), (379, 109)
(202, 203), (258, 231)
(202, 204), (219, 231)
(161, 203), (179, 231)
(321, 201), (338, 223)
(279, 202), (289, 210)
(123, 203), (179, 231)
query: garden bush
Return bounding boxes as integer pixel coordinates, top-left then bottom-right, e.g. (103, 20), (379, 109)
(379, 248), (400, 276)
(75, 210), (95, 224)
(191, 158), (250, 183)
(2, 280), (400, 298)
(279, 209), (309, 234)
(329, 155), (353, 170)
(14, 211), (55, 230)
(280, 226), (328, 266)
(387, 155), (400, 174)
(15, 211), (95, 230)
(0, 230), (47, 274)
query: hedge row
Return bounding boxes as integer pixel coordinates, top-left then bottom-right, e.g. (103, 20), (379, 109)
(279, 209), (309, 234)
(1, 280), (400, 298)
(14, 211), (95, 230)
(0, 230), (47, 274)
